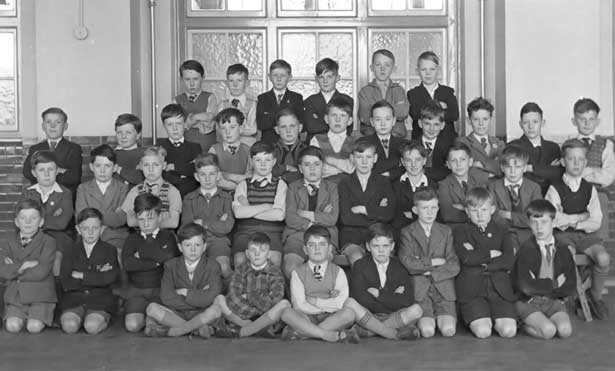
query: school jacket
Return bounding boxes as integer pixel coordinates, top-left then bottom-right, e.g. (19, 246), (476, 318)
(422, 133), (454, 182)
(365, 133), (405, 180)
(256, 89), (304, 144)
(303, 90), (354, 138)
(399, 222), (459, 301)
(437, 168), (489, 224)
(507, 135), (563, 195)
(160, 256), (222, 311)
(391, 176), (435, 231)
(160, 138), (202, 198)
(457, 134), (506, 177)
(181, 189), (235, 237)
(358, 80), (409, 126)
(407, 83), (459, 139)
(487, 177), (542, 230)
(23, 138), (83, 195)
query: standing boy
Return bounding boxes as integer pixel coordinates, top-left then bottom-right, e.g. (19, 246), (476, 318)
(217, 63), (258, 146)
(365, 100), (405, 180)
(114, 113), (146, 187)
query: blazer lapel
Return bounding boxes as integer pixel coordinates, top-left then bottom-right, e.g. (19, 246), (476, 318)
(191, 258), (207, 288)
(467, 135), (487, 156)
(496, 181), (512, 210)
(410, 223), (430, 256)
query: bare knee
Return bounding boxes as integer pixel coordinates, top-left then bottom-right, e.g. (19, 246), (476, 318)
(557, 323), (573, 338)
(420, 325), (436, 338)
(470, 321), (492, 339)
(216, 258), (233, 278)
(124, 314), (145, 333)
(276, 299), (291, 310)
(5, 317), (24, 333)
(595, 251), (610, 268)
(26, 319), (44, 334)
(495, 322), (517, 338)
(61, 314), (81, 334)
(146, 303), (163, 318)
(407, 304), (423, 319)
(234, 252), (247, 268)
(84, 316), (106, 335)
(440, 324), (456, 337)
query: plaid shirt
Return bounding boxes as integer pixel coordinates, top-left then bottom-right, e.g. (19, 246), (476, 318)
(226, 262), (286, 320)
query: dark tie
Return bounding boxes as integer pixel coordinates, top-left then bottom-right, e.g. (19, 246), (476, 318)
(424, 141), (433, 156)
(145, 234), (154, 241)
(480, 137), (488, 148)
(227, 145), (237, 155)
(252, 178), (268, 188)
(381, 138), (389, 150)
(277, 93), (284, 105)
(461, 180), (468, 193)
(49, 141), (57, 151)
(205, 193), (211, 201)
(531, 146), (542, 163)
(20, 236), (32, 247)
(545, 243), (554, 264)
(188, 94), (198, 102)
(508, 184), (520, 207)
(145, 183), (159, 193)
(313, 265), (323, 281)
(582, 137), (592, 147)
(306, 183), (318, 196)
(479, 226), (486, 234)
(231, 99), (240, 108)
(172, 141), (182, 147)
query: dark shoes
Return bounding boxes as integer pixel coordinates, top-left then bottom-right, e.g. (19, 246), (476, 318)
(396, 325), (421, 340)
(144, 316), (169, 337)
(338, 327), (360, 343)
(212, 318), (240, 338)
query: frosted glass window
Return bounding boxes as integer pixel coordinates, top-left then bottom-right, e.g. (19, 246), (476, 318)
(190, 0), (262, 11)
(371, 0), (443, 10)
(0, 0), (16, 17)
(0, 30), (16, 130)
(280, 0), (352, 11)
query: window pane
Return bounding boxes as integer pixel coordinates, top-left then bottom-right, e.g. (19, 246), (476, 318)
(409, 31), (444, 78)
(318, 32), (353, 76)
(408, 0), (443, 10)
(191, 32), (228, 78)
(371, 0), (443, 11)
(281, 0), (352, 11)
(228, 0), (262, 11)
(280, 0), (315, 10)
(0, 80), (16, 129)
(336, 79), (353, 96)
(190, 0), (263, 11)
(371, 0), (406, 11)
(287, 80), (318, 97)
(202, 80), (264, 98)
(228, 33), (265, 78)
(317, 0), (352, 10)
(0, 32), (14, 78)
(191, 0), (224, 10)
(281, 33), (317, 77)
(370, 32), (408, 78)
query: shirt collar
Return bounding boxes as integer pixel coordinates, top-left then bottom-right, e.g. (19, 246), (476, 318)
(250, 261), (269, 271)
(473, 133), (488, 142)
(273, 88), (286, 97)
(537, 236), (555, 255)
(422, 136), (437, 145)
(562, 173), (582, 188)
(308, 260), (328, 272)
(170, 137), (185, 145)
(141, 228), (160, 239)
(223, 141), (241, 152)
(577, 134), (596, 141)
(321, 90), (335, 103)
(304, 179), (322, 189)
(83, 240), (97, 257)
(96, 179), (112, 188)
(377, 134), (391, 142)
(116, 143), (139, 151)
(423, 82), (439, 97)
(372, 257), (389, 270)
(504, 178), (523, 187)
(229, 93), (247, 106)
(418, 220), (433, 235)
(328, 131), (347, 141)
(28, 182), (63, 195)
(400, 173), (428, 189)
(185, 258), (201, 272)
(187, 91), (202, 99)
(250, 173), (273, 184)
(526, 136), (542, 148)
(200, 187), (218, 198)
(48, 137), (63, 146)
(356, 172), (371, 183)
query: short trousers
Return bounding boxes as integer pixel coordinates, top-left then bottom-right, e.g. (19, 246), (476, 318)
(554, 230), (602, 253)
(206, 235), (232, 259)
(62, 305), (111, 323)
(232, 225), (283, 255)
(373, 309), (406, 328)
(418, 286), (457, 318)
(459, 284), (516, 325)
(515, 297), (567, 320)
(171, 308), (204, 321)
(121, 287), (161, 314)
(4, 302), (55, 326)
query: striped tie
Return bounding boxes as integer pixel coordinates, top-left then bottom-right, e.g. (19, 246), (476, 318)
(313, 265), (323, 281)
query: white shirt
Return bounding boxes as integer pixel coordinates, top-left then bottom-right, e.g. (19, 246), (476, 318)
(356, 173), (370, 192)
(273, 88), (286, 100)
(228, 93), (247, 107)
(290, 261), (349, 315)
(545, 173), (602, 233)
(373, 258), (389, 288)
(28, 182), (63, 203)
(503, 178), (523, 188)
(200, 187), (218, 199)
(528, 137), (542, 148)
(185, 258), (201, 281)
(96, 180), (111, 195)
(422, 136), (437, 151)
(575, 134), (615, 187)
(399, 173), (429, 192)
(116, 143), (139, 151)
(170, 137), (185, 146)
(83, 241), (96, 259)
(321, 90), (335, 103)
(48, 137), (63, 148)
(326, 132), (348, 153)
(537, 236), (555, 260)
(419, 221), (433, 238)
(424, 83), (439, 99)
(140, 228), (161, 240)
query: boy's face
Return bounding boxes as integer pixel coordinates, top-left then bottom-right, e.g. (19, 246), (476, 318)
(140, 154), (166, 182)
(181, 69), (203, 95)
(529, 214), (554, 242)
(136, 209), (161, 234)
(163, 115), (185, 141)
(116, 123), (141, 149)
(370, 106), (395, 136)
(412, 199), (439, 225)
(303, 235), (332, 264)
(14, 208), (43, 237)
(275, 115), (302, 145)
(366, 236), (395, 265)
(316, 70), (339, 93)
(501, 158), (527, 184)
(194, 165), (220, 190)
(179, 235), (207, 264)
(226, 72), (248, 97)
(218, 118), (241, 144)
(299, 155), (323, 183)
(252, 152), (276, 177)
(246, 243), (270, 267)
(466, 200), (495, 228)
(41, 113), (67, 140)
(419, 117), (444, 140)
(90, 156), (116, 183)
(561, 147), (587, 177)
(519, 112), (544, 141)
(77, 217), (104, 245)
(324, 106), (352, 134)
(572, 110), (600, 136)
(269, 67), (291, 91)
(32, 162), (58, 187)
(446, 150), (472, 178)
(469, 109), (492, 137)
(417, 59), (438, 86)
(400, 149), (426, 177)
(370, 53), (395, 82)
(352, 147), (377, 175)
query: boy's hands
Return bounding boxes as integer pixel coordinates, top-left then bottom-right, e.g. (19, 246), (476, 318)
(367, 288), (379, 298)
(550, 158), (561, 166)
(4, 256), (13, 265)
(193, 218), (203, 226)
(463, 243), (474, 251)
(286, 164), (298, 172)
(379, 198), (389, 207)
(133, 251), (140, 259)
(237, 195), (250, 206)
(71, 271), (84, 279)
(556, 273), (566, 287)
(166, 163), (176, 171)
(53, 208), (63, 217)
(57, 167), (67, 174)
(498, 210), (512, 220)
(351, 206), (367, 215)
(394, 286), (405, 294)
(176, 288), (188, 296)
(403, 211), (414, 219)
(219, 213), (228, 222)
(431, 258), (446, 266)
(473, 161), (484, 169)
(323, 204), (333, 213)
(489, 250), (502, 258)
(452, 203), (465, 211)
(329, 289), (340, 298)
(297, 210), (315, 222)
(439, 101), (448, 109)
(99, 263), (113, 272)
(18, 260), (39, 273)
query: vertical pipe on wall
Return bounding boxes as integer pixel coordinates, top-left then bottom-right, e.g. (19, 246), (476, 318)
(149, 0), (157, 144)
(479, 0), (485, 97)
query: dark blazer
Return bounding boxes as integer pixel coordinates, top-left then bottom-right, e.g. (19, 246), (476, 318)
(422, 133), (454, 182)
(23, 138), (83, 195)
(487, 177), (542, 229)
(303, 90), (353, 139)
(272, 140), (308, 185)
(256, 89), (304, 144)
(408, 84), (459, 139)
(507, 135), (563, 195)
(160, 138), (202, 198)
(391, 176), (435, 231)
(453, 219), (517, 303)
(365, 134), (405, 181)
(437, 168), (489, 224)
(399, 221), (459, 302)
(513, 237), (576, 301)
(350, 255), (414, 314)
(160, 256), (222, 311)
(457, 134), (505, 177)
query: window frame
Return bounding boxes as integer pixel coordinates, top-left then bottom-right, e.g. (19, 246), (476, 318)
(0, 20), (18, 132)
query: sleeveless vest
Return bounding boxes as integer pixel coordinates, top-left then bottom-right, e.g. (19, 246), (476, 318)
(175, 91), (211, 115)
(237, 177), (284, 228)
(137, 182), (171, 211)
(296, 262), (340, 299)
(551, 178), (592, 215)
(213, 143), (250, 175)
(315, 134), (353, 160)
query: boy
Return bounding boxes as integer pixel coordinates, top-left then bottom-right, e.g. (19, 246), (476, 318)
(232, 142), (287, 268)
(21, 150), (74, 276)
(417, 100), (455, 182)
(454, 187), (517, 339)
(358, 49), (409, 137)
(114, 113), (145, 187)
(339, 138), (396, 266)
(545, 138), (610, 320)
(217, 63), (258, 146)
(351, 223), (423, 339)
(121, 146), (182, 230)
(76, 144), (129, 251)
(212, 233), (290, 338)
(283, 146), (339, 278)
(0, 199), (57, 333)
(256, 59), (304, 144)
(145, 223), (222, 338)
(513, 199), (575, 339)
(23, 107), (83, 197)
(487, 145), (542, 252)
(181, 153), (235, 279)
(160, 103), (202, 198)
(507, 102), (562, 195)
(457, 97), (505, 178)
(176, 59), (219, 152)
(122, 194), (180, 333)
(272, 108), (307, 184)
(398, 188), (459, 338)
(59, 208), (119, 335)
(365, 100), (405, 180)
(209, 108), (252, 191)
(303, 58), (354, 140)
(438, 142), (489, 227)
(309, 96), (356, 183)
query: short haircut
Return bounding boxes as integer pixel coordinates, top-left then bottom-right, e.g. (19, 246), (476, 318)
(76, 207), (103, 224)
(419, 100), (445, 122)
(372, 49), (395, 64)
(447, 141), (472, 158)
(177, 222), (206, 243)
(352, 137), (376, 154)
(161, 103), (187, 122)
(526, 199), (556, 220)
(134, 193), (162, 215)
(366, 223), (394, 243)
(215, 107), (244, 126)
(370, 99), (395, 117)
(14, 198), (42, 216)
(499, 145), (529, 166)
(247, 232), (271, 249)
(298, 146), (324, 162)
(114, 113), (143, 133)
(315, 58), (339, 76)
(561, 138), (589, 156)
(142, 146), (167, 161)
(275, 107), (299, 125)
(573, 98), (600, 115)
(250, 141), (275, 157)
(42, 107), (68, 122)
(194, 153), (220, 171)
(30, 150), (57, 169)
(520, 102), (543, 119)
(467, 97), (494, 117)
(417, 51), (440, 66)
(226, 63), (249, 78)
(303, 224), (331, 245)
(90, 144), (117, 164)
(399, 140), (428, 158)
(179, 59), (204, 77)
(326, 95), (353, 116)
(413, 187), (438, 205)
(269, 59), (292, 74)
(465, 186), (494, 208)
